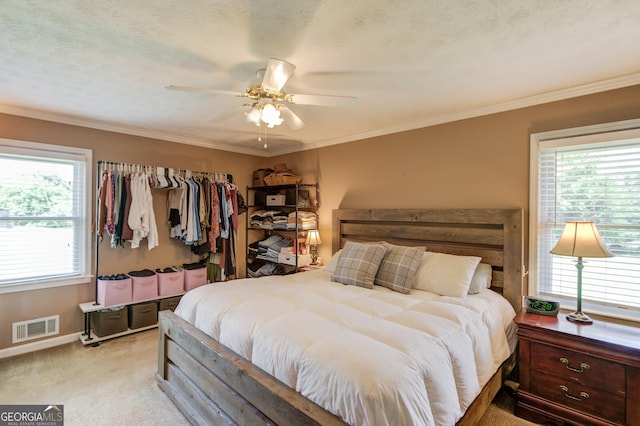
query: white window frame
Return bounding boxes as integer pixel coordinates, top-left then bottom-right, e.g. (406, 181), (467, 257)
(529, 118), (640, 321)
(0, 138), (92, 294)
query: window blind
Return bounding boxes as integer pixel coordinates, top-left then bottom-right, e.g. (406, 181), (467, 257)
(0, 140), (91, 291)
(537, 139), (640, 312)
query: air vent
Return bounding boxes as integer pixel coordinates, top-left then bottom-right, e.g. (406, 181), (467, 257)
(12, 315), (59, 343)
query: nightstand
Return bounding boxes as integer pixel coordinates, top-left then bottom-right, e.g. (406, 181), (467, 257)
(514, 311), (640, 425)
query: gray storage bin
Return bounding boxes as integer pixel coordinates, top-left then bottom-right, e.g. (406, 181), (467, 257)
(128, 302), (158, 329)
(92, 307), (128, 337)
(159, 296), (182, 312)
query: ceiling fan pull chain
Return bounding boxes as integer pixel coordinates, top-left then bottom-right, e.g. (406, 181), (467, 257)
(264, 123), (268, 149)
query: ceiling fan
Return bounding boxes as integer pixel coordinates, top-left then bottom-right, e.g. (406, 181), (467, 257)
(166, 58), (357, 130)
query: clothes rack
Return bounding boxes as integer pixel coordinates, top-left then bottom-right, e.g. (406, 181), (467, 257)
(93, 160), (233, 305)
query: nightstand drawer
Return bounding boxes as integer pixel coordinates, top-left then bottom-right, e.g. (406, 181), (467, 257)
(530, 341), (625, 393)
(530, 374), (625, 424)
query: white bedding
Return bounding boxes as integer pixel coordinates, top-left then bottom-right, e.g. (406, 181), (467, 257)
(175, 269), (516, 426)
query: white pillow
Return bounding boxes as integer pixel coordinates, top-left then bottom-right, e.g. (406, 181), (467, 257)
(324, 249), (342, 273)
(467, 263), (493, 294)
(414, 251), (481, 297)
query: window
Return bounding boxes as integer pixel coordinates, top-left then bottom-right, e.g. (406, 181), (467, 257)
(0, 139), (92, 293)
(530, 119), (640, 320)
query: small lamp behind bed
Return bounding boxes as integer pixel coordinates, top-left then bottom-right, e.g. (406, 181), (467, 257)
(307, 230), (321, 265)
(550, 221), (613, 324)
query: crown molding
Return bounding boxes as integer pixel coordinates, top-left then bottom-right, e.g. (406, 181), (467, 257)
(1, 72), (639, 158)
(308, 72), (640, 152)
(0, 104), (264, 157)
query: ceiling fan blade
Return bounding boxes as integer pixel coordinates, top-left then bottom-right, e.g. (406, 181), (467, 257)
(211, 105), (247, 123)
(165, 85), (245, 97)
(278, 105), (305, 130)
(287, 93), (357, 107)
(261, 58), (296, 92)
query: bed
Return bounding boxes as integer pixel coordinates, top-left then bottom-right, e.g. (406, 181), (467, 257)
(157, 208), (524, 425)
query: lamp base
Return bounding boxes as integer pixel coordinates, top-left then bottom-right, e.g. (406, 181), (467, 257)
(566, 311), (593, 325)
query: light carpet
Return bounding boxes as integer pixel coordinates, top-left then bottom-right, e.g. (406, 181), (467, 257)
(0, 329), (537, 425)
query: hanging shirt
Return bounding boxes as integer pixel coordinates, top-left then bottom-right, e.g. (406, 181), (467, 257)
(121, 174), (134, 241)
(128, 173), (159, 250)
(97, 171), (108, 242)
(179, 177), (189, 238)
(105, 171), (116, 236)
(112, 172), (127, 248)
(219, 183), (229, 239)
(209, 181), (221, 250)
(184, 178), (201, 245)
(167, 178), (185, 239)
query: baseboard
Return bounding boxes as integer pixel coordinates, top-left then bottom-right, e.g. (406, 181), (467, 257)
(0, 332), (82, 359)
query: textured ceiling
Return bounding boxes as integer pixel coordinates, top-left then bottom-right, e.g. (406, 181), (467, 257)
(1, 0), (639, 156)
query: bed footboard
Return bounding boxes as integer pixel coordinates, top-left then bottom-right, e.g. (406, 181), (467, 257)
(157, 310), (345, 426)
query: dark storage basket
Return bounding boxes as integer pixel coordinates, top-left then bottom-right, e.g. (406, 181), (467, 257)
(128, 302), (158, 329)
(92, 307), (128, 337)
(252, 169), (273, 187)
(159, 296), (182, 312)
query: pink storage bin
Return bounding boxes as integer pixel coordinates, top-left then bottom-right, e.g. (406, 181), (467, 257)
(158, 271), (184, 296)
(184, 267), (208, 291)
(97, 277), (132, 307)
(131, 274), (158, 301)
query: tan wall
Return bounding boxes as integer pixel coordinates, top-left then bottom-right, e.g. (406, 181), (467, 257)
(274, 84), (640, 267)
(0, 113), (262, 349)
(1, 84), (639, 351)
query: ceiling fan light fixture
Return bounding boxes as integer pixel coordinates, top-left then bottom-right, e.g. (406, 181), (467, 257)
(245, 107), (262, 126)
(260, 103), (283, 128)
(168, 58), (356, 133)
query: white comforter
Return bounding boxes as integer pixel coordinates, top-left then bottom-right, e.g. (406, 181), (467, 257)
(175, 269), (516, 426)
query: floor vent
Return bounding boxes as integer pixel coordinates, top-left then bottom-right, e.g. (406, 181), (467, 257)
(12, 315), (59, 343)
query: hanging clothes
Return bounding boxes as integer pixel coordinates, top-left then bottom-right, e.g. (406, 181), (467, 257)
(183, 177), (202, 245)
(208, 180), (220, 246)
(121, 174), (134, 241)
(105, 171), (116, 236)
(128, 172), (159, 250)
(97, 171), (108, 242)
(96, 161), (237, 281)
(111, 173), (127, 247)
(167, 176), (185, 239)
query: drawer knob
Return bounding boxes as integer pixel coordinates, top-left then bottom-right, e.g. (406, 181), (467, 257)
(560, 357), (590, 373)
(560, 385), (589, 402)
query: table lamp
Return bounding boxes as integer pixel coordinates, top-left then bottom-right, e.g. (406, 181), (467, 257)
(307, 230), (321, 265)
(550, 221), (613, 324)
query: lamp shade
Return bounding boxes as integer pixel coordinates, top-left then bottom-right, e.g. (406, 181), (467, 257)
(307, 230), (321, 246)
(550, 221), (613, 258)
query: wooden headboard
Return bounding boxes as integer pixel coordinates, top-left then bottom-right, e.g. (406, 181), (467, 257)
(332, 209), (524, 312)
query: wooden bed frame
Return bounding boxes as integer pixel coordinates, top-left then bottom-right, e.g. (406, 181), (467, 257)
(157, 208), (524, 425)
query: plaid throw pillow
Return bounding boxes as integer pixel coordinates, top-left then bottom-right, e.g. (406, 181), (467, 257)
(331, 241), (388, 289)
(375, 244), (425, 293)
